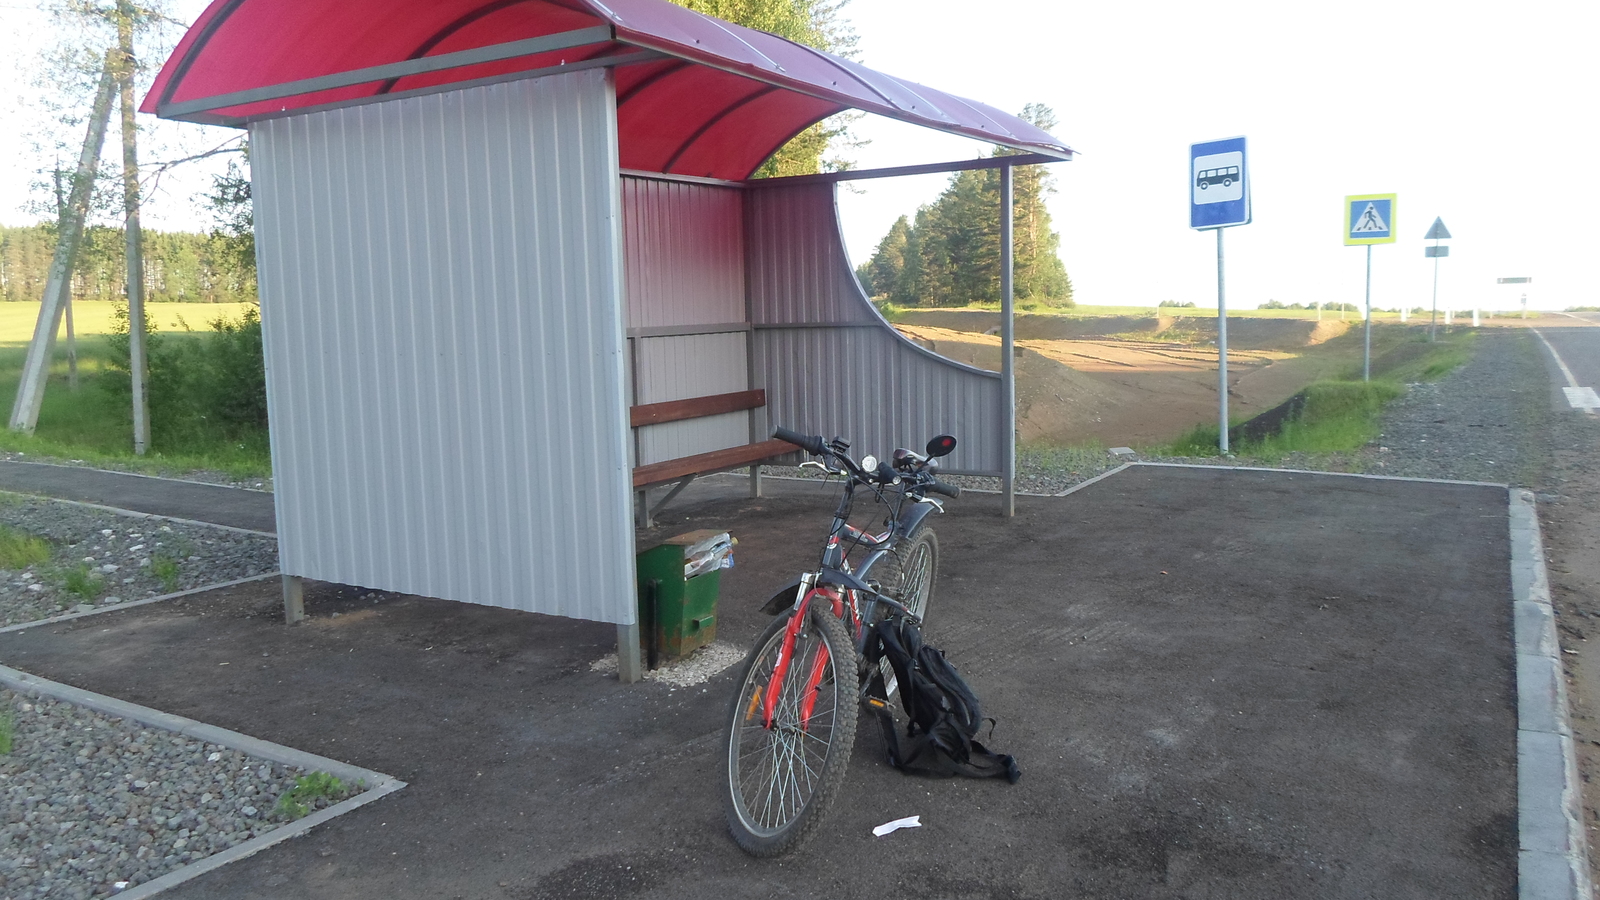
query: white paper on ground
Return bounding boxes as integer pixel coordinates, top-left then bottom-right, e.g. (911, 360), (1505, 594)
(872, 815), (921, 837)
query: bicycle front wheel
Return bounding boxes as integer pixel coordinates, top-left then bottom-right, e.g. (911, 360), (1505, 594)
(724, 596), (858, 856)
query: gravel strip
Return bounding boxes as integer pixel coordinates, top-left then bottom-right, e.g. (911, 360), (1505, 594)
(0, 688), (357, 900)
(0, 493), (279, 628)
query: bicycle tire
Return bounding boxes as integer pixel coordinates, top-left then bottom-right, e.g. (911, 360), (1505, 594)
(724, 595), (858, 856)
(873, 524), (939, 625)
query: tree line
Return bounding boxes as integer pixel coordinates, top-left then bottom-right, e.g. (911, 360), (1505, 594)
(0, 223), (256, 305)
(855, 105), (1073, 309)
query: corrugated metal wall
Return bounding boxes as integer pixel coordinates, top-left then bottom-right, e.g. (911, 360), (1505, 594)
(747, 183), (1005, 475)
(620, 176), (753, 466)
(251, 69), (638, 625)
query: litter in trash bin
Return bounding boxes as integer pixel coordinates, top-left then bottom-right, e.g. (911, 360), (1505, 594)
(872, 815), (921, 837)
(684, 532), (736, 579)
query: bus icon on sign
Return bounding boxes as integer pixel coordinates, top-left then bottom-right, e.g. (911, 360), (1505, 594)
(1196, 166), (1239, 190)
(1192, 149), (1244, 205)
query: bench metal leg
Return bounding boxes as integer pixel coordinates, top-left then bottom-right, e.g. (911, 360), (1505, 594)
(635, 489), (650, 529)
(749, 464), (762, 498)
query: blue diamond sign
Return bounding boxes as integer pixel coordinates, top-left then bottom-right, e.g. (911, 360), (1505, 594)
(1190, 136), (1251, 230)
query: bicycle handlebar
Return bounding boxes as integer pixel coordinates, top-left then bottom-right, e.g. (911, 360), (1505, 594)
(772, 426), (827, 457)
(926, 479), (961, 499)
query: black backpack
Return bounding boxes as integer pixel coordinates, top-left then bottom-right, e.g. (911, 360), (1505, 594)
(863, 616), (1021, 784)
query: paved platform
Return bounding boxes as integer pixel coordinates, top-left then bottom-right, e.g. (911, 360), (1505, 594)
(0, 460), (276, 533)
(0, 466), (1516, 899)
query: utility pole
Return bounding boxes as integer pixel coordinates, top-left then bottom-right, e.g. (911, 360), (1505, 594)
(117, 0), (150, 455)
(10, 53), (117, 434)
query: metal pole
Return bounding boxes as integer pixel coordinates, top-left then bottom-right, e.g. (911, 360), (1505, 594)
(1363, 243), (1372, 382)
(118, 2), (149, 455)
(1430, 249), (1439, 342)
(1000, 164), (1016, 517)
(1217, 227), (1229, 454)
(10, 54), (117, 433)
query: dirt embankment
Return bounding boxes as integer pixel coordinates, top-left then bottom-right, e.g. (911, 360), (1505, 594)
(895, 309), (1350, 349)
(894, 315), (1360, 447)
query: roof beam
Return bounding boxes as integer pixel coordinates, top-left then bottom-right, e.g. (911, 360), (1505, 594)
(746, 151), (1071, 187)
(158, 24), (616, 119)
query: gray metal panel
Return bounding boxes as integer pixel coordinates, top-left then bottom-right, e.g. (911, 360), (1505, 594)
(251, 69), (637, 625)
(746, 182), (1004, 474)
(634, 332), (748, 465)
(621, 176), (744, 329)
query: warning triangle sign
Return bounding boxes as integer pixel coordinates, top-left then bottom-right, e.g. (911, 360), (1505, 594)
(1352, 203), (1389, 233)
(1424, 217), (1451, 240)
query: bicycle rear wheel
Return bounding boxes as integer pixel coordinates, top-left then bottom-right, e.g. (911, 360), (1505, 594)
(724, 596), (858, 856)
(875, 524), (938, 624)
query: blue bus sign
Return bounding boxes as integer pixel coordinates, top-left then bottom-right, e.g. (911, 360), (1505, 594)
(1190, 136), (1251, 230)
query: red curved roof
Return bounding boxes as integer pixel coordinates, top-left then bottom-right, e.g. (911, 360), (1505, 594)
(144, 0), (1072, 180)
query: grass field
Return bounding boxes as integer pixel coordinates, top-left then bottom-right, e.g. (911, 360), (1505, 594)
(0, 300), (259, 346)
(886, 301), (1525, 322)
(0, 300), (270, 479)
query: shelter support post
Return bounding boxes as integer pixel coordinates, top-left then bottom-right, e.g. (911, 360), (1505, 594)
(282, 574), (304, 624)
(1000, 164), (1015, 517)
(617, 623), (643, 684)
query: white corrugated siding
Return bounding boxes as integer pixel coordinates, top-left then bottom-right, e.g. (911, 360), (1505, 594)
(620, 176), (754, 464)
(251, 69), (638, 625)
(747, 183), (1004, 475)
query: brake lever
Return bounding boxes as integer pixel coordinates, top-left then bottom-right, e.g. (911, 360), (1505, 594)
(914, 497), (946, 513)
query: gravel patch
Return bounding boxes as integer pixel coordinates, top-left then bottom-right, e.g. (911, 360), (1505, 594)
(0, 688), (356, 900)
(0, 493), (279, 628)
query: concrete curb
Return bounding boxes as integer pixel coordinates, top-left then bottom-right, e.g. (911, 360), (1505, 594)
(0, 663), (406, 900)
(1131, 460), (1510, 489)
(1510, 489), (1593, 900)
(0, 572), (282, 635)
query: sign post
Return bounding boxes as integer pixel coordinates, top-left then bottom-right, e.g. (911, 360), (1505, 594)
(1344, 194), (1397, 380)
(1424, 217), (1451, 340)
(1498, 277), (1533, 320)
(1191, 137), (1251, 453)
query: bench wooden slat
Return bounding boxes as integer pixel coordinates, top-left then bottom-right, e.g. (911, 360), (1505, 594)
(632, 438), (794, 489)
(630, 389), (765, 428)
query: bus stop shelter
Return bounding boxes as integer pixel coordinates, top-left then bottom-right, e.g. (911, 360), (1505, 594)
(144, 0), (1073, 679)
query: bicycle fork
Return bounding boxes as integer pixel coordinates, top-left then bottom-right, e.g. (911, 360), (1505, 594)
(761, 575), (838, 731)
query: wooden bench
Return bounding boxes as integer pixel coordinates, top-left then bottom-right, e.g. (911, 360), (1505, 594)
(631, 388), (793, 527)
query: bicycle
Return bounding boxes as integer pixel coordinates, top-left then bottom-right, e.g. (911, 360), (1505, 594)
(723, 426), (962, 857)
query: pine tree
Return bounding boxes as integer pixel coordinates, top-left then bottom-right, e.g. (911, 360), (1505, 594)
(856, 103), (1073, 308)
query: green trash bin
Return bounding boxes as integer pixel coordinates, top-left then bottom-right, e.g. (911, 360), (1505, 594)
(636, 529), (732, 667)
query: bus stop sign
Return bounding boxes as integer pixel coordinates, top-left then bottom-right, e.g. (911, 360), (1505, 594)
(1190, 137), (1250, 230)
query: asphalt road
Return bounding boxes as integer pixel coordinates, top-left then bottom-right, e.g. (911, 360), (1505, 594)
(0, 460), (276, 533)
(1531, 315), (1600, 414)
(0, 467), (1517, 899)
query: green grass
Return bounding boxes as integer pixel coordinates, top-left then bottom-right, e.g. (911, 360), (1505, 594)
(1165, 332), (1476, 459)
(0, 707), (12, 755)
(0, 323), (271, 480)
(151, 554), (181, 593)
(0, 524), (50, 569)
(275, 772), (349, 820)
(63, 563), (103, 600)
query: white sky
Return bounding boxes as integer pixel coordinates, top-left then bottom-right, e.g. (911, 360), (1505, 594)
(2, 0), (1594, 311)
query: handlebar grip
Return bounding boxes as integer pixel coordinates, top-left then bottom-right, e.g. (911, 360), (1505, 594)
(927, 478), (961, 499)
(772, 427), (826, 457)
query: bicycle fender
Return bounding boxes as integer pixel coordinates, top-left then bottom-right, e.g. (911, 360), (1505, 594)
(895, 501), (938, 540)
(759, 577), (804, 616)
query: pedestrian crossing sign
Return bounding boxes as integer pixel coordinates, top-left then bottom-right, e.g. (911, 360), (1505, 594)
(1344, 194), (1397, 245)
